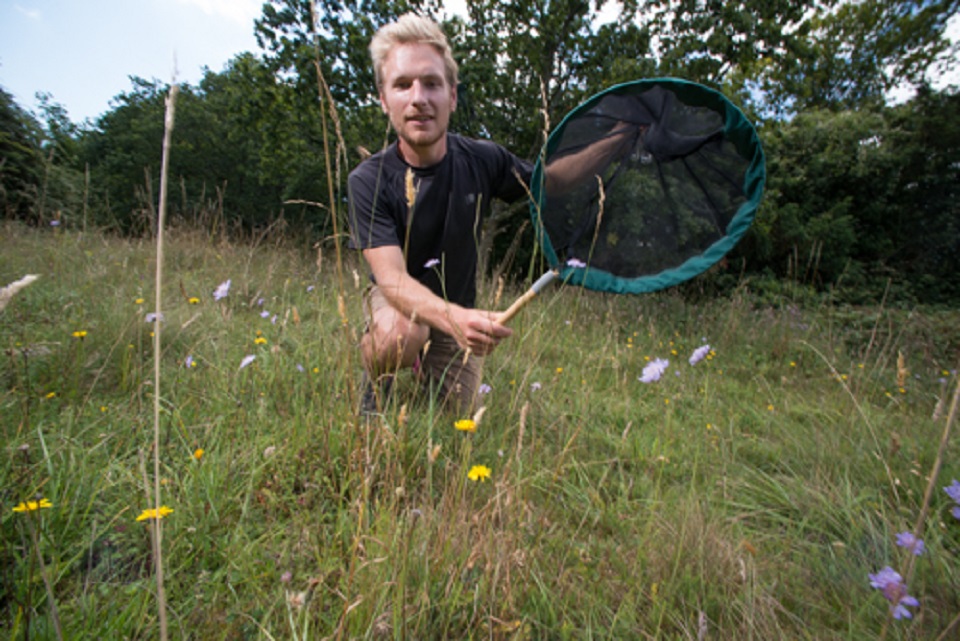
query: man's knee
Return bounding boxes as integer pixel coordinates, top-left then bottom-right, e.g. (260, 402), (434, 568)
(364, 308), (428, 370)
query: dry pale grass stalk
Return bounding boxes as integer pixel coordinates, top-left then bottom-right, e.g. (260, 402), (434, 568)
(896, 350), (908, 388)
(517, 402), (529, 463)
(0, 274), (39, 312)
(150, 81), (178, 641)
(405, 167), (418, 210)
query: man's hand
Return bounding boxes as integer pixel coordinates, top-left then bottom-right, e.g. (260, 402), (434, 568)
(447, 307), (513, 356)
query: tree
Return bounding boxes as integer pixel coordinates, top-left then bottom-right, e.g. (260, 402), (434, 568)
(760, 0), (960, 113)
(0, 87), (44, 220)
(750, 88), (960, 304)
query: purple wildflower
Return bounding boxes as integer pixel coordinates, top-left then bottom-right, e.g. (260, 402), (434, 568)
(239, 354), (256, 370)
(145, 312), (164, 324)
(184, 355), (194, 368)
(424, 258), (440, 269)
(260, 310), (270, 318)
(530, 382), (542, 392)
(639, 358), (669, 383)
(306, 285), (315, 293)
(895, 531), (925, 556)
(566, 258), (587, 268)
(296, 363), (305, 373)
(945, 479), (960, 503)
(945, 480), (960, 519)
(478, 383), (492, 395)
(213, 279), (231, 301)
(689, 344), (711, 366)
(50, 220), (61, 227)
(869, 566), (919, 619)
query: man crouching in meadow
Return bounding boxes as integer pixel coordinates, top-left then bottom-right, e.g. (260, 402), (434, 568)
(347, 13), (532, 415)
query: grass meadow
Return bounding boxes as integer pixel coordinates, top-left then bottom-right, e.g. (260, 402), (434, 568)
(2, 221), (960, 640)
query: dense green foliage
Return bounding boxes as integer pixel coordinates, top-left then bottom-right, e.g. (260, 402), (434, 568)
(0, 87), (43, 220)
(1, 0), (958, 304)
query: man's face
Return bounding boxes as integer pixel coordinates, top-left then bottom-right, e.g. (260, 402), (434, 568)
(379, 42), (456, 166)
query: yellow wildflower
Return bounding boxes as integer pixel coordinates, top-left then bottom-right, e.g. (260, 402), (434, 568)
(72, 330), (88, 339)
(135, 298), (145, 305)
(254, 337), (267, 345)
(454, 419), (477, 433)
(193, 448), (204, 461)
(13, 498), (53, 512)
(135, 506), (174, 522)
(468, 465), (491, 482)
(188, 297), (200, 305)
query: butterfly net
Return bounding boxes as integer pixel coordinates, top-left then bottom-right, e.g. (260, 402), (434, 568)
(530, 78), (765, 294)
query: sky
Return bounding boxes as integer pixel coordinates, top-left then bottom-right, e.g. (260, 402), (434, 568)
(0, 0), (956, 126)
(1, 0), (266, 123)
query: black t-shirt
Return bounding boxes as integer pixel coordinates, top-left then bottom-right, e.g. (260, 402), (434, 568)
(348, 134), (533, 308)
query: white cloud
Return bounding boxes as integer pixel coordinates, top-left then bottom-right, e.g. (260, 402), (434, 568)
(173, 0), (261, 25)
(15, 4), (42, 20)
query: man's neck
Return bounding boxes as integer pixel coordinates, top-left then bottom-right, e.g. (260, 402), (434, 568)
(398, 134), (449, 168)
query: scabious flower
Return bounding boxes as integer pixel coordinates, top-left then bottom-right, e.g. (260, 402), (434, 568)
(239, 354), (256, 370)
(145, 312), (164, 323)
(639, 358), (670, 383)
(184, 355), (196, 368)
(478, 383), (492, 395)
(13, 498), (53, 513)
(455, 419), (477, 433)
(945, 479), (960, 519)
(135, 506), (174, 522)
(213, 279), (231, 301)
(424, 258), (440, 269)
(689, 344), (711, 366)
(895, 531), (925, 556)
(566, 258), (587, 268)
(260, 310), (270, 318)
(530, 382), (542, 392)
(869, 566), (919, 619)
(468, 465), (492, 482)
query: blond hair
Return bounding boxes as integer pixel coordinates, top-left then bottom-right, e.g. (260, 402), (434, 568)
(369, 13), (459, 89)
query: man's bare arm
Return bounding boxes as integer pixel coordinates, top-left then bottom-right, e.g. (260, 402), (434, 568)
(363, 246), (512, 355)
(543, 124), (636, 194)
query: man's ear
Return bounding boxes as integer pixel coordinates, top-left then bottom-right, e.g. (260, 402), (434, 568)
(450, 85), (457, 112)
(379, 92), (388, 115)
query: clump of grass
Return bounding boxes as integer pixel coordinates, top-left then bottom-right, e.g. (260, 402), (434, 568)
(1, 221), (959, 638)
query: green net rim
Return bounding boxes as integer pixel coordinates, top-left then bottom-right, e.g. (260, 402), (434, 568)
(529, 77), (766, 294)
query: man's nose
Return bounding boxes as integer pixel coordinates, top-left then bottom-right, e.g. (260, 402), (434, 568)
(410, 80), (427, 103)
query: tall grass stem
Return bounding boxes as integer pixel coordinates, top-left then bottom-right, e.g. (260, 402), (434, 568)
(150, 81), (178, 641)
